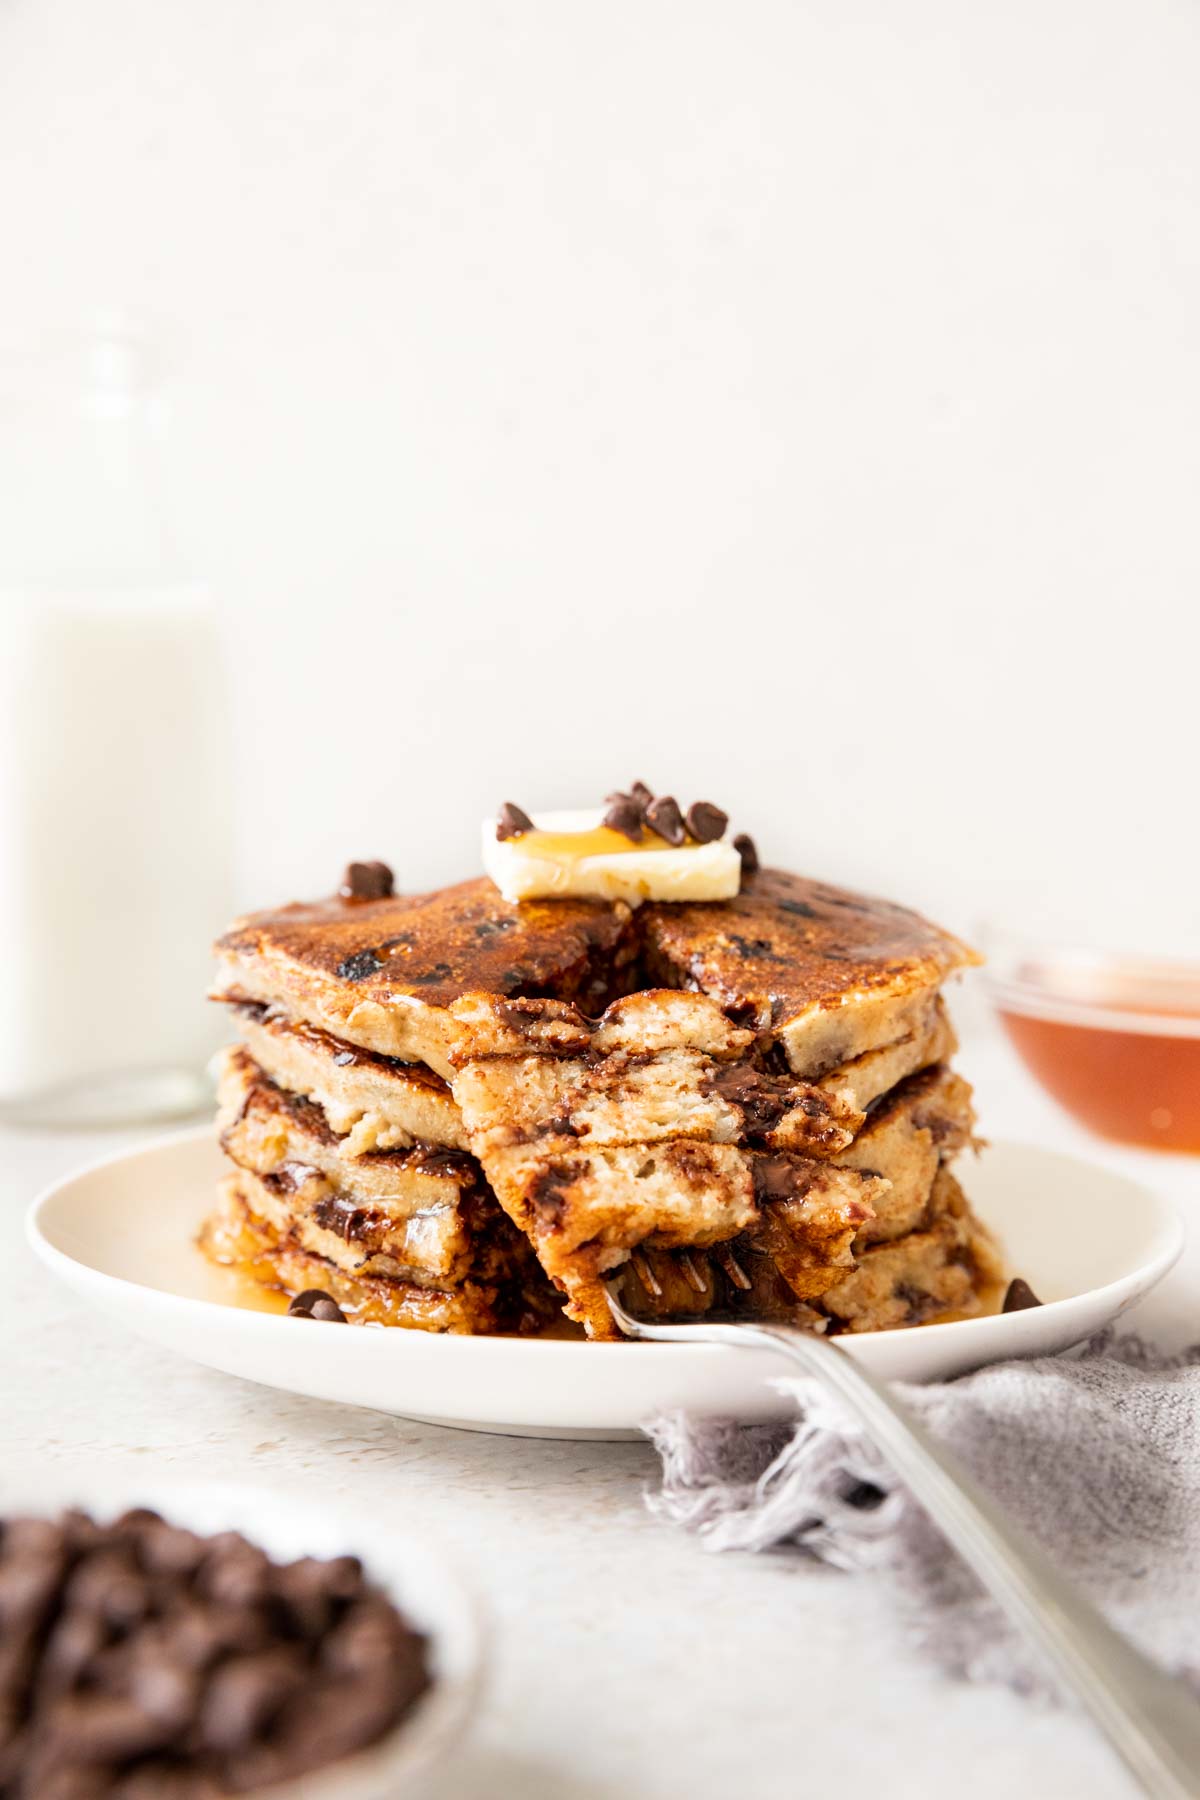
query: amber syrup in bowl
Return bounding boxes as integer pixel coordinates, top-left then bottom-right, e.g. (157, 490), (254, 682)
(984, 936), (1200, 1153)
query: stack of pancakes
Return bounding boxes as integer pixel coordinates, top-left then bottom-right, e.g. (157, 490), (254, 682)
(203, 868), (1002, 1339)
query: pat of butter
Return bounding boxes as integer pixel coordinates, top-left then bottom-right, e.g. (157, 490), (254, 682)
(483, 809), (742, 906)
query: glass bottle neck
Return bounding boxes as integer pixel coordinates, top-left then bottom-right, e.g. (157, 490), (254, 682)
(0, 330), (184, 588)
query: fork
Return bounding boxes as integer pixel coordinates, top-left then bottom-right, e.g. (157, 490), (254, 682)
(605, 1286), (1200, 1800)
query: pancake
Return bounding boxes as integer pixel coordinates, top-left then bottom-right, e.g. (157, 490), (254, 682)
(206, 860), (991, 1340)
(202, 1174), (554, 1334)
(481, 1136), (884, 1337)
(817, 1167), (1003, 1331)
(836, 1064), (976, 1245)
(216, 1047), (477, 1218)
(215, 1048), (536, 1292)
(641, 868), (979, 1076)
(816, 994), (957, 1112)
(212, 869), (975, 1081)
(229, 1000), (466, 1153)
(213, 879), (637, 1080)
(453, 1045), (864, 1159)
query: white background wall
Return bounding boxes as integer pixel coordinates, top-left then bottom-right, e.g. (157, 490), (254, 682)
(3, 0), (1198, 950)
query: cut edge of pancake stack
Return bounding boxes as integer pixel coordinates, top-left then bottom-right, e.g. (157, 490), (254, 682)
(202, 803), (1004, 1341)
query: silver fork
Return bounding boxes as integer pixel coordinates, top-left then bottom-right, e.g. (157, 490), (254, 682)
(606, 1287), (1200, 1800)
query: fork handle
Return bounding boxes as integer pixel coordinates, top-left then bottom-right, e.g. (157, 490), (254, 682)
(646, 1316), (1200, 1799)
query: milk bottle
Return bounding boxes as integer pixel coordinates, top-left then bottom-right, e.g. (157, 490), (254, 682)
(0, 328), (232, 1123)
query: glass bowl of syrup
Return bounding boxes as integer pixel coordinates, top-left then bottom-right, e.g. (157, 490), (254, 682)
(983, 932), (1200, 1153)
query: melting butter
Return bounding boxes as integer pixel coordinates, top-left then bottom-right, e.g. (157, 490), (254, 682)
(482, 809), (742, 906)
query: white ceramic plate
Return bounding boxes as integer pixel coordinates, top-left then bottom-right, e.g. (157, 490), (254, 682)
(28, 1130), (1183, 1440)
(0, 1466), (482, 1800)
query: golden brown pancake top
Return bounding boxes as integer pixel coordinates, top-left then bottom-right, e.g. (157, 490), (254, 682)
(217, 867), (975, 1031)
(216, 877), (632, 1012)
(642, 868), (978, 1026)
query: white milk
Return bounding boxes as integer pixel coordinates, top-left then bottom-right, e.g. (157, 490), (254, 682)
(0, 329), (232, 1121)
(0, 586), (231, 1115)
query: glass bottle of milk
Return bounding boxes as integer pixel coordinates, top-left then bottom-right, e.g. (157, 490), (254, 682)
(0, 325), (232, 1125)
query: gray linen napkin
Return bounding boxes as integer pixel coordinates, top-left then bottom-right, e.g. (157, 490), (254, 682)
(646, 1332), (1200, 1700)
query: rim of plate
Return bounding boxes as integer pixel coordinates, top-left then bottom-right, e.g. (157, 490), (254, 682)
(26, 1126), (1186, 1354)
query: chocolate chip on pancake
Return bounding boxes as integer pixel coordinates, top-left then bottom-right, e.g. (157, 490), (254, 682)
(335, 949), (383, 982)
(630, 780), (653, 809)
(685, 801), (728, 844)
(732, 832), (759, 875)
(340, 860), (394, 902)
(496, 802), (534, 840)
(644, 795), (685, 846)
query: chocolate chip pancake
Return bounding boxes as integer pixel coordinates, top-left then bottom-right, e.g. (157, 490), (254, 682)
(228, 1001), (467, 1154)
(203, 849), (995, 1339)
(641, 868), (979, 1075)
(203, 1175), (550, 1334)
(212, 868), (974, 1082)
(817, 1166), (1004, 1331)
(213, 880), (638, 1081)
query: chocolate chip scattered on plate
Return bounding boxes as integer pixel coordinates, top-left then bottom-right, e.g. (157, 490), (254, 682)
(287, 1288), (347, 1322)
(1002, 1277), (1043, 1313)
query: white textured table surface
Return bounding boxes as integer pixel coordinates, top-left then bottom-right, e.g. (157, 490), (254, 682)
(4, 1028), (1198, 1800)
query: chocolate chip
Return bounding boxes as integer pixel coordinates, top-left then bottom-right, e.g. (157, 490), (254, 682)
(496, 802), (534, 840)
(751, 1154), (802, 1202)
(644, 795), (685, 846)
(732, 832), (759, 875)
(728, 933), (779, 960)
(198, 1648), (307, 1754)
(339, 860), (394, 902)
(409, 961), (454, 986)
(778, 897), (818, 920)
(310, 1296), (347, 1322)
(64, 1549), (151, 1631)
(169, 1598), (267, 1669)
(630, 780), (653, 809)
(48, 1689), (180, 1762)
(321, 1594), (407, 1676)
(287, 1289), (347, 1323)
(601, 797), (643, 841)
(1002, 1277), (1043, 1313)
(37, 1607), (109, 1701)
(335, 949), (382, 982)
(128, 1657), (201, 1731)
(684, 800), (728, 843)
(0, 1506), (430, 1794)
(274, 1557), (362, 1641)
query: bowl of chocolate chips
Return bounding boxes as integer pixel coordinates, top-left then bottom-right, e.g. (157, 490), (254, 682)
(0, 1472), (481, 1798)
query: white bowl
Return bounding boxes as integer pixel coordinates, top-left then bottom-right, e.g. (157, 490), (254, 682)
(0, 1465), (483, 1800)
(28, 1130), (1183, 1439)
